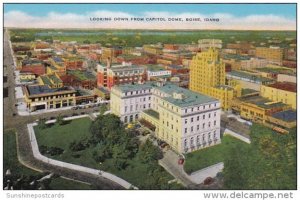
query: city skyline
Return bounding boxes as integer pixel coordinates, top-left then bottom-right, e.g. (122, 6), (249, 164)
(4, 3), (297, 30)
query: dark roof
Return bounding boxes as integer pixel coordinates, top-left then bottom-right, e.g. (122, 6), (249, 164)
(267, 82), (296, 93)
(271, 110), (296, 122)
(27, 85), (73, 96)
(53, 57), (63, 63)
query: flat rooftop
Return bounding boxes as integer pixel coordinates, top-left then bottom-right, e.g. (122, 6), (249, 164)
(26, 85), (74, 96)
(223, 54), (251, 61)
(158, 83), (218, 107)
(145, 65), (168, 72)
(68, 70), (96, 81)
(227, 70), (274, 83)
(266, 82), (296, 93)
(240, 95), (287, 109)
(115, 82), (219, 107)
(271, 110), (296, 122)
(241, 88), (259, 96)
(144, 109), (159, 119)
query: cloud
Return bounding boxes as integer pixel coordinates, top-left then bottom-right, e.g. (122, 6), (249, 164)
(4, 10), (296, 30)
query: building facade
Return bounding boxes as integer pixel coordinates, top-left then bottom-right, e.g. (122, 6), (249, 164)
(260, 82), (296, 109)
(255, 46), (283, 65)
(189, 48), (239, 110)
(111, 82), (221, 154)
(23, 85), (76, 112)
(97, 62), (146, 89)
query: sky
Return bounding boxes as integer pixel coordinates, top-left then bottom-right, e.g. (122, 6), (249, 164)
(4, 3), (297, 30)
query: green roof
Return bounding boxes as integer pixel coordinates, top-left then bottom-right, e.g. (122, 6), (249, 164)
(49, 74), (62, 84)
(255, 67), (294, 75)
(159, 84), (218, 107)
(146, 65), (167, 72)
(241, 96), (287, 109)
(68, 70), (96, 81)
(144, 109), (159, 119)
(115, 82), (218, 108)
(241, 88), (259, 96)
(223, 54), (251, 61)
(40, 76), (52, 85)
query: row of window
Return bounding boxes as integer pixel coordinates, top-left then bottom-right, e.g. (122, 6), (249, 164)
(184, 121), (217, 133)
(124, 96), (151, 104)
(124, 103), (151, 113)
(125, 89), (151, 96)
(184, 112), (217, 123)
(184, 131), (218, 147)
(32, 94), (74, 102)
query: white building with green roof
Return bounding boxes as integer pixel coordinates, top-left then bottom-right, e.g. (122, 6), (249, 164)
(111, 82), (221, 153)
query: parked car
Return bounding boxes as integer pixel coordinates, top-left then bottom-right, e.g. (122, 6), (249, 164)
(178, 158), (185, 165)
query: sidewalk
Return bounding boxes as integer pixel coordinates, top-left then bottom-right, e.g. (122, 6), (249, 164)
(27, 117), (138, 190)
(159, 150), (224, 187)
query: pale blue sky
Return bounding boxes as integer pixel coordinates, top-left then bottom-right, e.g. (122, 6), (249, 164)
(4, 3), (296, 19)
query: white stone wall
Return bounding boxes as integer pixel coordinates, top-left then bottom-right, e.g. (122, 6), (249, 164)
(180, 102), (221, 153)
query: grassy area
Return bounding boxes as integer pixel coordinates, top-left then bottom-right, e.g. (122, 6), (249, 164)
(34, 117), (181, 189)
(4, 129), (39, 177)
(4, 129), (92, 190)
(184, 135), (249, 174)
(35, 117), (92, 148)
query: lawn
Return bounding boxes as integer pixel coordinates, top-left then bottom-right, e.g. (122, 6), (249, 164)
(4, 129), (39, 177)
(34, 117), (92, 148)
(184, 135), (249, 174)
(3, 129), (92, 190)
(34, 117), (182, 189)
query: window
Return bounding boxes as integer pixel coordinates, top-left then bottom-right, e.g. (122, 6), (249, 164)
(184, 139), (187, 147)
(185, 119), (187, 124)
(190, 137), (194, 146)
(209, 113), (211, 118)
(191, 108), (193, 112)
(191, 126), (193, 132)
(214, 112), (216, 117)
(197, 116), (199, 121)
(203, 115), (205, 120)
(143, 104), (146, 109)
(191, 117), (193, 123)
(202, 123), (205, 129)
(208, 122), (211, 127)
(185, 128), (187, 134)
(197, 125), (199, 130)
(143, 97), (146, 101)
(185, 109), (187, 113)
(197, 136), (200, 144)
(125, 106), (127, 112)
(149, 103), (151, 108)
(124, 116), (128, 123)
(214, 120), (216, 126)
(203, 105), (205, 109)
(214, 131), (216, 139)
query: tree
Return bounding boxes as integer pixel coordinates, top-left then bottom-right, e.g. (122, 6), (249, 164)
(56, 114), (65, 125)
(38, 118), (47, 129)
(99, 104), (108, 115)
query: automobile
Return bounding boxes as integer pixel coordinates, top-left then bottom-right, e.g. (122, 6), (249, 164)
(50, 117), (55, 120)
(72, 113), (78, 116)
(135, 124), (141, 129)
(160, 142), (169, 149)
(178, 158), (185, 165)
(81, 112), (85, 115)
(127, 123), (134, 129)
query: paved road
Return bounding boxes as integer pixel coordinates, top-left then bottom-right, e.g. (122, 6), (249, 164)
(3, 29), (124, 189)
